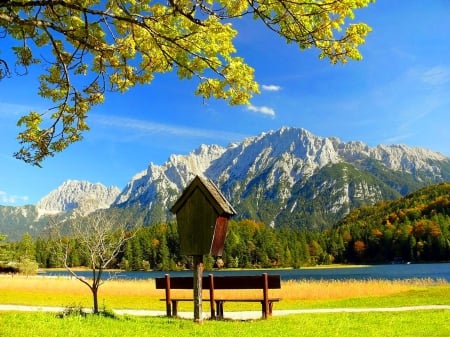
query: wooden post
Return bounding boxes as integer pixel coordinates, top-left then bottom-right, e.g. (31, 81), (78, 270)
(193, 255), (203, 323)
(170, 176), (235, 323)
(164, 274), (172, 317)
(262, 273), (269, 319)
(208, 274), (215, 319)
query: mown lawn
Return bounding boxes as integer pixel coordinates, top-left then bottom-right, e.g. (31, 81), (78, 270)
(1, 310), (449, 337)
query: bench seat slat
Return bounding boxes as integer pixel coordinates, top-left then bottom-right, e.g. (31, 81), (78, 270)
(214, 298), (280, 302)
(160, 298), (280, 302)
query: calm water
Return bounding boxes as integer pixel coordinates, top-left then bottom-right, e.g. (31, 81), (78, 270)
(42, 263), (450, 281)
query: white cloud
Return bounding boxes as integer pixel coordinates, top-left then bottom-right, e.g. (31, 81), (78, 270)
(420, 66), (450, 86)
(0, 101), (45, 118)
(383, 132), (414, 145)
(92, 115), (247, 142)
(0, 191), (29, 205)
(247, 105), (276, 117)
(261, 84), (282, 92)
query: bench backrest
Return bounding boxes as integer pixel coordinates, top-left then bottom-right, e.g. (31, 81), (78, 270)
(155, 274), (281, 290)
(211, 275), (281, 289)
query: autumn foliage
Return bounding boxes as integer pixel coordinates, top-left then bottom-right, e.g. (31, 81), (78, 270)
(331, 183), (450, 263)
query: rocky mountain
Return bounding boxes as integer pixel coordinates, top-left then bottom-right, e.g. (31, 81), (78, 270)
(0, 181), (121, 240)
(2, 127), (450, 240)
(36, 180), (121, 216)
(0, 205), (45, 241)
(113, 127), (450, 229)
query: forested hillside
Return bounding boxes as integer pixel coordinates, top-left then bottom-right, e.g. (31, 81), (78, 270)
(109, 180), (450, 268)
(330, 182), (450, 263)
(2, 183), (449, 272)
(28, 219), (323, 270)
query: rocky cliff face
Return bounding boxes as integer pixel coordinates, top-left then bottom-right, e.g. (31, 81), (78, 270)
(36, 180), (121, 216)
(112, 127), (450, 229)
(0, 181), (121, 240)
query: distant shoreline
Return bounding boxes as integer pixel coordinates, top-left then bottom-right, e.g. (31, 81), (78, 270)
(39, 261), (450, 274)
(37, 264), (370, 274)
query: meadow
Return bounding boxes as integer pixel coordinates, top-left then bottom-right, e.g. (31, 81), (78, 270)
(0, 275), (449, 337)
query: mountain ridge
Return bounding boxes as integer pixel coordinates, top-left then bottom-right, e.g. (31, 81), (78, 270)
(112, 127), (450, 228)
(1, 126), (449, 240)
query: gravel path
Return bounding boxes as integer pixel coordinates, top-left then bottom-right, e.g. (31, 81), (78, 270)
(1, 304), (449, 320)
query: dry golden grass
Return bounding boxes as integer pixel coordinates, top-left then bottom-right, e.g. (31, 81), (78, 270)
(0, 275), (161, 309)
(279, 278), (446, 300)
(0, 274), (447, 311)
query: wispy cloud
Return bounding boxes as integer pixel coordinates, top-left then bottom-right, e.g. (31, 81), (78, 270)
(0, 191), (29, 205)
(383, 132), (414, 145)
(262, 84), (282, 92)
(0, 102), (37, 118)
(247, 104), (276, 117)
(92, 115), (247, 142)
(421, 66), (450, 86)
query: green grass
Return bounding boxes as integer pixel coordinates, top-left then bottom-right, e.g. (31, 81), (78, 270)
(1, 310), (449, 337)
(162, 285), (450, 313)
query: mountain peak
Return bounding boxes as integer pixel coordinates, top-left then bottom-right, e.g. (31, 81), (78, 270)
(36, 180), (121, 216)
(113, 127), (450, 228)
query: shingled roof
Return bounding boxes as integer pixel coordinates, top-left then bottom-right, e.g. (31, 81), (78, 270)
(170, 175), (236, 216)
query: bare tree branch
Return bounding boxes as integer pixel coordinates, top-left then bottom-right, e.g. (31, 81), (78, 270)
(49, 208), (141, 314)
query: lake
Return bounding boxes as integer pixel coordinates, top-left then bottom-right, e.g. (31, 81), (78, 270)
(42, 263), (450, 281)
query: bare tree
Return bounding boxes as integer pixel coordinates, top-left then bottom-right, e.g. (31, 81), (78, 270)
(52, 209), (140, 314)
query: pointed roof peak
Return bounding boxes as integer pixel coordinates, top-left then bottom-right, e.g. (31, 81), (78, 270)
(170, 175), (236, 216)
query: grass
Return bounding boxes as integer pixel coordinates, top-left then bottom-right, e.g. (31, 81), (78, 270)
(1, 310), (449, 337)
(1, 275), (448, 310)
(1, 275), (449, 337)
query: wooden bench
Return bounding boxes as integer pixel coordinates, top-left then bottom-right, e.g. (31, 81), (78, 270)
(155, 273), (281, 319)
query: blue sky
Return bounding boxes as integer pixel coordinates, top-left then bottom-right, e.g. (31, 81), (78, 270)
(1, 0), (450, 206)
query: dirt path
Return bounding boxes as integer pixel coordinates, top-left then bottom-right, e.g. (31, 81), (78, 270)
(1, 304), (449, 320)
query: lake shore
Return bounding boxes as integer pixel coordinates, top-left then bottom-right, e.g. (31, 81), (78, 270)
(37, 263), (370, 273)
(28, 262), (450, 283)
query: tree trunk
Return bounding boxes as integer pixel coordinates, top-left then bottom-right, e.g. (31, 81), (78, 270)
(92, 268), (102, 314)
(92, 285), (99, 314)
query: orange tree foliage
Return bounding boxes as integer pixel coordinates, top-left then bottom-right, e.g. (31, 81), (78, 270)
(331, 183), (450, 263)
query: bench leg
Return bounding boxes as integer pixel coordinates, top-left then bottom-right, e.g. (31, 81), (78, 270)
(172, 300), (178, 317)
(259, 301), (275, 318)
(165, 301), (172, 317)
(215, 301), (224, 319)
(261, 300), (273, 319)
(210, 303), (216, 319)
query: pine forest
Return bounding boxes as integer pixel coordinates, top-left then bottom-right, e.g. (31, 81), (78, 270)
(1, 183), (449, 273)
